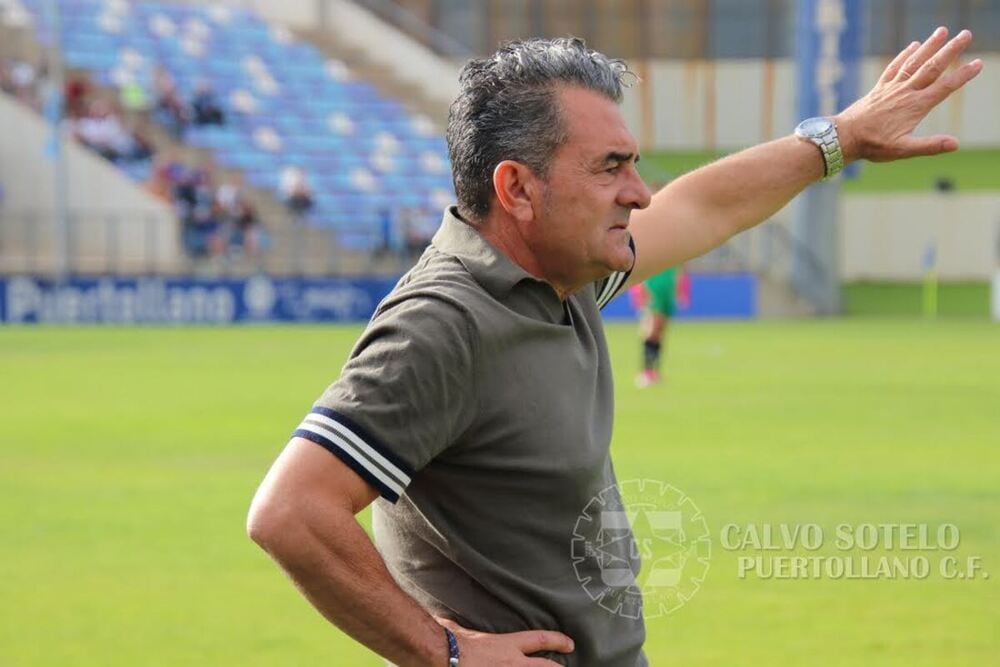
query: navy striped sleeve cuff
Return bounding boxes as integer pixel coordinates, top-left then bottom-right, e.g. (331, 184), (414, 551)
(292, 406), (415, 503)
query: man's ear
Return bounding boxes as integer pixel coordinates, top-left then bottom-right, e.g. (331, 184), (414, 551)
(492, 160), (540, 223)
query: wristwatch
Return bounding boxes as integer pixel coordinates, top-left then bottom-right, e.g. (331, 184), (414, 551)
(794, 116), (844, 180)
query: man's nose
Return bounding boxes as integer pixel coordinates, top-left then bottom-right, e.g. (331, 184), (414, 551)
(619, 165), (653, 210)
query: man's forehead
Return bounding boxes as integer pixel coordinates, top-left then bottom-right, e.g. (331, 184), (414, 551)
(557, 86), (638, 159)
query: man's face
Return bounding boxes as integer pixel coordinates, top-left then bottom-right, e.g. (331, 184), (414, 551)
(525, 86), (652, 288)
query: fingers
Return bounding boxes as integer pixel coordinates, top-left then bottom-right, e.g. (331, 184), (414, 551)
(927, 57), (984, 102)
(439, 618), (577, 662)
(879, 40), (920, 84)
(897, 134), (960, 159)
(507, 629), (575, 655)
(523, 659), (565, 666)
(895, 26), (949, 82)
(910, 29), (973, 89)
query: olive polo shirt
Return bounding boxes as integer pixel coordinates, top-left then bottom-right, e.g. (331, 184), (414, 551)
(293, 207), (647, 666)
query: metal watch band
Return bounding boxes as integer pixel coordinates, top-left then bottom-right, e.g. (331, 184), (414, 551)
(817, 124), (844, 180)
(444, 627), (460, 666)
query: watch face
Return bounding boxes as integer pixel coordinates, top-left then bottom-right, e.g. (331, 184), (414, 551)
(798, 117), (833, 138)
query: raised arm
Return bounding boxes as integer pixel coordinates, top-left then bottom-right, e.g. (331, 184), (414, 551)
(626, 27), (984, 286)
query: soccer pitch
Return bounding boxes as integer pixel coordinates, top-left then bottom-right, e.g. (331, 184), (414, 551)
(642, 148), (1000, 192)
(1, 321), (997, 666)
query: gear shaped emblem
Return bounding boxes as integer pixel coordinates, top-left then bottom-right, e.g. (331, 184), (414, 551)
(571, 479), (711, 619)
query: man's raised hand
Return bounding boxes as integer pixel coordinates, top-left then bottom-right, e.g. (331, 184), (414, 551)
(835, 27), (984, 163)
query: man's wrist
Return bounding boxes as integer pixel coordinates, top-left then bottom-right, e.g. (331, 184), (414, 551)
(832, 113), (862, 164)
(410, 620), (452, 667)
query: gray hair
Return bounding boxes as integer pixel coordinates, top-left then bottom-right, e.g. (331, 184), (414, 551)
(446, 37), (633, 221)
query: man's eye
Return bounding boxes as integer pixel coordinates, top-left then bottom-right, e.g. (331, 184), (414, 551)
(606, 164), (620, 173)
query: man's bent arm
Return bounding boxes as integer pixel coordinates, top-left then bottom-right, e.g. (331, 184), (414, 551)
(247, 438), (446, 667)
(626, 27), (983, 285)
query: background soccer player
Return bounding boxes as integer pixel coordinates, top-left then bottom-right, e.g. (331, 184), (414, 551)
(630, 266), (690, 386)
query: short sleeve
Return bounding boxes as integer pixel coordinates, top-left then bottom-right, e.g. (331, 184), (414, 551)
(594, 234), (636, 310)
(292, 297), (477, 503)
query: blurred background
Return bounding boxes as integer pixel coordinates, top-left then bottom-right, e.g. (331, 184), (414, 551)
(0, 0), (998, 321)
(1, 2), (997, 667)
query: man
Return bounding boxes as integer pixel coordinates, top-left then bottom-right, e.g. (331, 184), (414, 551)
(248, 31), (981, 666)
(630, 266), (689, 387)
(191, 79), (226, 126)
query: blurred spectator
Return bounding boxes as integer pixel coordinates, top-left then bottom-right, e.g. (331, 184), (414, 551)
(216, 174), (260, 256)
(63, 75), (90, 118)
(120, 78), (152, 114)
(0, 57), (41, 110)
(279, 165), (314, 218)
(10, 59), (38, 102)
(191, 80), (225, 126)
(152, 66), (188, 137)
(146, 152), (187, 201)
(402, 207), (435, 258)
(0, 60), (11, 94)
(175, 167), (223, 258)
(71, 100), (153, 163)
(376, 207), (395, 255)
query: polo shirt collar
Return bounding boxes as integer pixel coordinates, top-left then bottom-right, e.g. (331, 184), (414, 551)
(432, 206), (540, 300)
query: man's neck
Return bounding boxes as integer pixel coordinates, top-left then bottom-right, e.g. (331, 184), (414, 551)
(474, 211), (576, 301)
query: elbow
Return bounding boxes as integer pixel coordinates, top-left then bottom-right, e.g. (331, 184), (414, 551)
(245, 501), (271, 547)
(246, 494), (293, 550)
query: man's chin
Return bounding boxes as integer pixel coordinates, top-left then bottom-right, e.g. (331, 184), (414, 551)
(607, 231), (635, 272)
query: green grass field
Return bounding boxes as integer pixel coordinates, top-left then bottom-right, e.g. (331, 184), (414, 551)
(844, 281), (991, 317)
(642, 148), (1000, 192)
(2, 321), (998, 666)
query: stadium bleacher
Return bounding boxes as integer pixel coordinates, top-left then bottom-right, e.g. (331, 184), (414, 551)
(9, 0), (455, 249)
